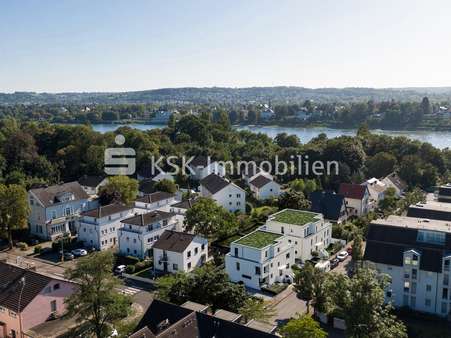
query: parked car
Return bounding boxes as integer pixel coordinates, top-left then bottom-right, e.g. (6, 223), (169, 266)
(347, 246), (353, 255)
(62, 252), (75, 260)
(282, 274), (293, 284)
(114, 265), (126, 275)
(337, 251), (349, 262)
(330, 258), (340, 269)
(71, 248), (88, 257)
(315, 260), (331, 272)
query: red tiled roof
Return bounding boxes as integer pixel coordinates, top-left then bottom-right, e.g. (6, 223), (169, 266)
(338, 183), (367, 200)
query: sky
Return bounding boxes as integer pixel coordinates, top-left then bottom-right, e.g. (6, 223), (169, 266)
(1, 0), (450, 92)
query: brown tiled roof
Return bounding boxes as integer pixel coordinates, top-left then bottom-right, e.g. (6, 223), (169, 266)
(136, 192), (175, 204)
(0, 262), (52, 312)
(338, 183), (367, 200)
(121, 210), (175, 226)
(153, 231), (196, 253)
(80, 203), (132, 218)
(249, 175), (272, 189)
(30, 182), (89, 207)
(200, 174), (229, 194)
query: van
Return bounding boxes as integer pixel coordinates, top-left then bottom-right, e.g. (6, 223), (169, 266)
(314, 260), (331, 272)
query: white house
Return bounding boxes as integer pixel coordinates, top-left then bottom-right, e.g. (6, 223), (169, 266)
(77, 203), (135, 250)
(188, 155), (226, 181)
(118, 210), (179, 258)
(241, 166), (272, 184)
(134, 191), (177, 212)
(153, 230), (209, 273)
(248, 175), (281, 201)
(381, 172), (407, 198)
(199, 174), (246, 213)
(28, 182), (93, 240)
(261, 209), (332, 262)
(338, 183), (370, 217)
(361, 178), (387, 211)
(78, 175), (108, 197)
(365, 216), (451, 317)
(225, 230), (295, 290)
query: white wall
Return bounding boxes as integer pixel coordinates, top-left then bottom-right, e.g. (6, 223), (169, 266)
(210, 184), (246, 213)
(252, 181), (281, 200)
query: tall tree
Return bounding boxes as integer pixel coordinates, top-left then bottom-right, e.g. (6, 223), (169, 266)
(294, 262), (315, 313)
(278, 190), (311, 210)
(153, 179), (177, 194)
(65, 251), (131, 338)
(279, 314), (327, 338)
(238, 298), (276, 324)
(99, 176), (138, 205)
(0, 184), (30, 249)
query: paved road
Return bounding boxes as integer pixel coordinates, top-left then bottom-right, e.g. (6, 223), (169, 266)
(269, 286), (307, 326)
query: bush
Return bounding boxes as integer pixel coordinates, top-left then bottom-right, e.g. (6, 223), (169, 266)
(135, 260), (152, 272)
(16, 242), (28, 251)
(34, 245), (42, 254)
(126, 265), (136, 274)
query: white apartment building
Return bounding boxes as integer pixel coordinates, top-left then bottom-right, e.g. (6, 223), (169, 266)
(365, 216), (451, 317)
(261, 209), (332, 262)
(225, 230), (295, 290)
(153, 230), (209, 273)
(188, 155), (226, 181)
(134, 191), (177, 212)
(199, 174), (246, 213)
(118, 210), (179, 258)
(77, 203), (135, 250)
(28, 182), (93, 240)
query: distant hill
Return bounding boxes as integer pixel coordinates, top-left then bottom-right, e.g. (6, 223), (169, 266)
(1, 86), (451, 105)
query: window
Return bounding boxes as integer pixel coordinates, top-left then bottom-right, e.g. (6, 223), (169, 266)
(411, 282), (416, 294)
(52, 210), (57, 219)
(404, 257), (411, 265)
(50, 300), (57, 312)
(234, 248), (238, 257)
(53, 283), (60, 291)
(9, 311), (17, 318)
(237, 194), (241, 198)
(242, 274), (251, 280)
(187, 262), (192, 269)
(194, 247), (198, 255)
(425, 299), (431, 307)
(281, 226), (285, 234)
(65, 207), (71, 216)
(286, 253), (290, 259)
(445, 259), (450, 271)
(412, 269), (417, 280)
(236, 262), (240, 271)
(201, 244), (205, 250)
(133, 239), (137, 243)
(173, 264), (178, 271)
(404, 281), (410, 293)
(265, 250), (268, 258)
(386, 291), (392, 298)
(443, 288), (448, 300)
(187, 250), (191, 258)
(255, 266), (261, 275)
(442, 302), (448, 314)
(426, 284), (432, 292)
(444, 274), (449, 286)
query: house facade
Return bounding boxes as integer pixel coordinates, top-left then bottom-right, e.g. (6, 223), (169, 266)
(118, 210), (179, 258)
(438, 184), (451, 203)
(261, 209), (332, 262)
(199, 174), (246, 213)
(0, 262), (76, 338)
(248, 175), (281, 201)
(77, 203), (135, 251)
(188, 155), (225, 181)
(362, 178), (387, 211)
(338, 183), (370, 217)
(153, 230), (209, 273)
(28, 182), (93, 240)
(225, 230), (295, 290)
(134, 192), (177, 212)
(381, 172), (407, 197)
(364, 216), (451, 317)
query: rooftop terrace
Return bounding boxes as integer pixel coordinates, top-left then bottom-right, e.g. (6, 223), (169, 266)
(235, 231), (282, 249)
(271, 209), (319, 226)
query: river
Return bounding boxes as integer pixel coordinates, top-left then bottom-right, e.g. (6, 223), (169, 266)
(89, 123), (451, 149)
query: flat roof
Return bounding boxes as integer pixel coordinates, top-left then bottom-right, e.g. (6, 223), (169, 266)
(372, 215), (451, 233)
(246, 320), (277, 334)
(214, 309), (242, 322)
(235, 230), (283, 249)
(181, 301), (209, 313)
(410, 201), (451, 212)
(270, 209), (319, 226)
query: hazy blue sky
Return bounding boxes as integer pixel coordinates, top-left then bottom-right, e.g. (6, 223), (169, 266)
(1, 0), (450, 92)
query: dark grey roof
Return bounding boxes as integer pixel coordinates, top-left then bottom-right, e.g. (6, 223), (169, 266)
(136, 192), (175, 204)
(439, 185), (451, 197)
(364, 223), (451, 273)
(190, 155), (209, 167)
(0, 262), (52, 312)
(249, 175), (272, 189)
(121, 210), (175, 226)
(200, 174), (230, 194)
(131, 299), (278, 338)
(80, 203), (132, 218)
(172, 197), (198, 210)
(407, 205), (451, 222)
(78, 175), (106, 188)
(30, 182), (89, 207)
(243, 165), (261, 178)
(152, 231), (196, 253)
(309, 191), (345, 221)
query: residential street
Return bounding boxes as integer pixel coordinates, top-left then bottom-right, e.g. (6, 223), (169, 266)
(269, 285), (306, 326)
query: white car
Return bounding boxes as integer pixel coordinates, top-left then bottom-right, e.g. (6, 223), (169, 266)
(114, 265), (126, 275)
(71, 248), (88, 257)
(337, 251), (349, 262)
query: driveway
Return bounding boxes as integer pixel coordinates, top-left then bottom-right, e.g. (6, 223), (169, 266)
(269, 285), (307, 326)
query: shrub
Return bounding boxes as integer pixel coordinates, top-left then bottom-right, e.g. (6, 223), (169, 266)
(17, 242), (28, 251)
(34, 245), (42, 254)
(126, 265), (136, 274)
(135, 260), (152, 272)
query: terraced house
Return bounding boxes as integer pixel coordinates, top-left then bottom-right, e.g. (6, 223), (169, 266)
(225, 230), (295, 290)
(262, 209), (332, 262)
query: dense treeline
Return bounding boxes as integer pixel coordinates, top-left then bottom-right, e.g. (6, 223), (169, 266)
(0, 115), (450, 191)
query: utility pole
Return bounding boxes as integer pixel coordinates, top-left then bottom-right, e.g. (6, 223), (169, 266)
(18, 276), (25, 337)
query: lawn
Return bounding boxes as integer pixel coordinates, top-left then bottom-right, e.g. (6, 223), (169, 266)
(273, 209), (318, 225)
(235, 231), (282, 248)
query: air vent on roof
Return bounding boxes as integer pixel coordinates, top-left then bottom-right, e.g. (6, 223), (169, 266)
(157, 319), (170, 332)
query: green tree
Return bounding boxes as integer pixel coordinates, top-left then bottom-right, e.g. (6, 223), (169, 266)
(294, 262), (315, 313)
(184, 197), (238, 240)
(238, 298), (276, 323)
(289, 179), (305, 193)
(278, 190), (311, 210)
(378, 187), (398, 215)
(304, 179), (317, 195)
(279, 314), (327, 338)
(99, 176), (138, 205)
(0, 184), (30, 249)
(329, 269), (407, 338)
(352, 233), (364, 268)
(64, 251), (131, 338)
(153, 179), (177, 194)
(365, 152), (396, 178)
